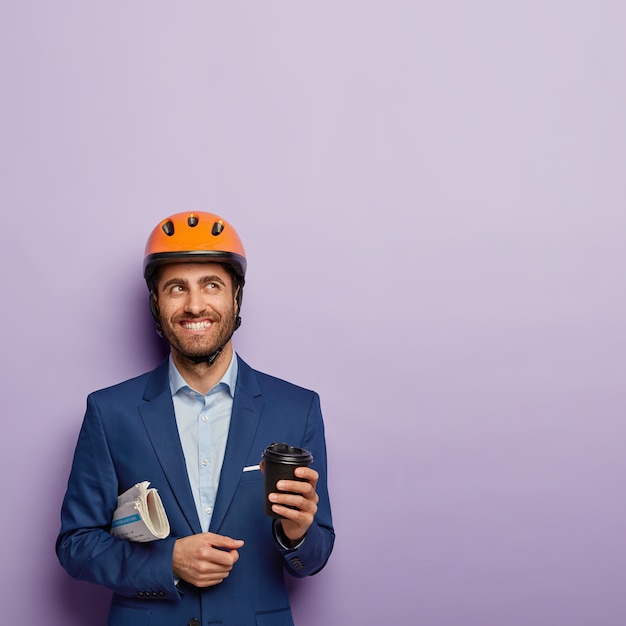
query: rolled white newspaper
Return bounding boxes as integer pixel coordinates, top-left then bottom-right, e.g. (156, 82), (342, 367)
(111, 481), (170, 542)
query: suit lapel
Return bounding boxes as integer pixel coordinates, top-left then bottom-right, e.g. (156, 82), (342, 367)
(139, 360), (202, 534)
(210, 357), (264, 533)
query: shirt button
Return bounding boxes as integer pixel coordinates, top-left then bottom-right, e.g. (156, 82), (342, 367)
(201, 459), (208, 466)
(205, 507), (212, 515)
(201, 415), (208, 422)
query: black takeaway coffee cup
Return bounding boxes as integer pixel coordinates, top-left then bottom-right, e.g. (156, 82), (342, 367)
(261, 442), (313, 518)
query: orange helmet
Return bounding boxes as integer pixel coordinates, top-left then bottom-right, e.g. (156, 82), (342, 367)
(143, 211), (247, 286)
(144, 211), (247, 341)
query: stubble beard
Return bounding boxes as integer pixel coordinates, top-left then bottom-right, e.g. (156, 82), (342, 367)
(160, 309), (237, 365)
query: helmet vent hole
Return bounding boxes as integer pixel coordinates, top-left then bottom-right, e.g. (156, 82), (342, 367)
(212, 221), (224, 236)
(187, 214), (199, 227)
(162, 220), (175, 236)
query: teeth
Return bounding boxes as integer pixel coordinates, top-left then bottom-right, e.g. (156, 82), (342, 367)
(181, 321), (212, 331)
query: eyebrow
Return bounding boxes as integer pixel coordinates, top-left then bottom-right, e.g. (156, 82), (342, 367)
(161, 275), (227, 292)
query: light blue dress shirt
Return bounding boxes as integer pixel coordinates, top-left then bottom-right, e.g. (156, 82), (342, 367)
(169, 352), (238, 532)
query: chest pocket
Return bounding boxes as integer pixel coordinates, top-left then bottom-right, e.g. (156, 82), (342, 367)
(239, 466), (263, 483)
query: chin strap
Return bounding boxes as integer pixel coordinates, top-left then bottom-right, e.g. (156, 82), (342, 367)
(188, 346), (224, 365)
(149, 280), (243, 366)
(154, 310), (242, 367)
(187, 313), (240, 365)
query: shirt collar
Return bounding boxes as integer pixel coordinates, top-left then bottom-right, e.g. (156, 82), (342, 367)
(168, 351), (238, 398)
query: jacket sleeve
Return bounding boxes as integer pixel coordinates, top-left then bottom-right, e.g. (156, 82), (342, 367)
(276, 392), (335, 577)
(55, 394), (180, 600)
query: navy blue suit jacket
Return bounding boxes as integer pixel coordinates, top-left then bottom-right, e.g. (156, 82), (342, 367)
(56, 356), (334, 626)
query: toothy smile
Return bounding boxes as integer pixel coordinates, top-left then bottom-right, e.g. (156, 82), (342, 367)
(180, 320), (213, 331)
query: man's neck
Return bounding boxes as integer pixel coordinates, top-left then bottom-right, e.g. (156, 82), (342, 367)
(171, 344), (234, 395)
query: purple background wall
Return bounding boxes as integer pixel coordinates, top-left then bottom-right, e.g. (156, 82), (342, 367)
(1, 2), (625, 624)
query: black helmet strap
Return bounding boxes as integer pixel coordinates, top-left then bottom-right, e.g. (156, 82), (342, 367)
(148, 277), (243, 367)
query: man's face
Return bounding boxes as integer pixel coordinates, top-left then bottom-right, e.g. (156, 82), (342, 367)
(153, 262), (239, 363)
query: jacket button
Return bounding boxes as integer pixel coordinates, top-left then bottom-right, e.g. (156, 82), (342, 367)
(188, 619), (200, 626)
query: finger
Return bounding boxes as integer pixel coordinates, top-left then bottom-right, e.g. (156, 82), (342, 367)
(205, 546), (241, 567)
(271, 503), (315, 526)
(269, 491), (319, 513)
(193, 557), (235, 578)
(275, 479), (317, 497)
(205, 532), (245, 550)
(294, 467), (319, 482)
(195, 567), (235, 587)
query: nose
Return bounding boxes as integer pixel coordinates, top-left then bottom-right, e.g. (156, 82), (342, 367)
(183, 288), (206, 315)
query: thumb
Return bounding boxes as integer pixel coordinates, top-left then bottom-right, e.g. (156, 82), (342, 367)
(207, 533), (245, 549)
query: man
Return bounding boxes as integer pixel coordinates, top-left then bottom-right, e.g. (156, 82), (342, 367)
(56, 211), (334, 626)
